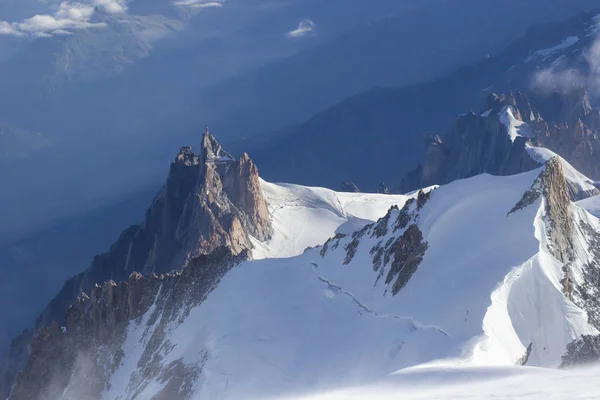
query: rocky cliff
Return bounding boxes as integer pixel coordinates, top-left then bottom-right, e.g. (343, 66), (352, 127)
(399, 88), (600, 198)
(37, 130), (271, 328)
(0, 130), (272, 399)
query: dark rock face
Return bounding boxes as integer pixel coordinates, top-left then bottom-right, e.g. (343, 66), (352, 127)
(338, 181), (361, 193)
(377, 183), (390, 194)
(399, 92), (541, 193)
(561, 335), (600, 368)
(325, 192), (431, 297)
(517, 343), (533, 366)
(399, 88), (600, 197)
(8, 248), (247, 400)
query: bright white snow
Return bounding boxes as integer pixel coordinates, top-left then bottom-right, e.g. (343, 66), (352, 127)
(251, 180), (425, 259)
(499, 106), (534, 142)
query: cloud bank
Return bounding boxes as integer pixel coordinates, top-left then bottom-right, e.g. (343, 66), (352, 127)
(287, 19), (316, 38)
(0, 0), (127, 37)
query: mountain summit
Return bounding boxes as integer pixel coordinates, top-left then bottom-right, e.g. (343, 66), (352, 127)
(38, 129), (272, 329)
(400, 88), (600, 199)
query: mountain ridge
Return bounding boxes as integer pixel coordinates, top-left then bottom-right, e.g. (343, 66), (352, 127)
(8, 153), (600, 399)
(399, 87), (600, 198)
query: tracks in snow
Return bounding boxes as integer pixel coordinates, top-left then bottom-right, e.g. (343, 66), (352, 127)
(310, 262), (450, 337)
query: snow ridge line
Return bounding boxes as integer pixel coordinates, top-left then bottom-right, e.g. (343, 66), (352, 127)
(310, 262), (450, 337)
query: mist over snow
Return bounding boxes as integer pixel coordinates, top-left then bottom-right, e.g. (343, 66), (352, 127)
(278, 365), (600, 400)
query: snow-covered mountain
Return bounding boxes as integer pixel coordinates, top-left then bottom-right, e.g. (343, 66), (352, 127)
(400, 87), (600, 198)
(6, 125), (600, 399)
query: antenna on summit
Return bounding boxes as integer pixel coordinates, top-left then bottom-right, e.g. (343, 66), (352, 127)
(204, 125), (210, 136)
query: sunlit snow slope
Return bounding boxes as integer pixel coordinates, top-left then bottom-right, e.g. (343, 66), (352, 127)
(98, 160), (600, 400)
(251, 180), (427, 259)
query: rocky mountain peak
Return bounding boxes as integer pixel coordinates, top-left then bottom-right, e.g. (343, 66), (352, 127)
(532, 85), (592, 126)
(0, 129), (274, 400)
(174, 146), (199, 166)
(339, 181), (361, 193)
(35, 129), (272, 329)
(399, 88), (600, 196)
(199, 128), (234, 167)
(377, 182), (390, 194)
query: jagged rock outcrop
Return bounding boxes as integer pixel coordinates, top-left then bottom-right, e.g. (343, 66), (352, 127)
(0, 130), (272, 398)
(338, 181), (361, 193)
(377, 182), (390, 194)
(399, 88), (600, 197)
(541, 159), (576, 269)
(37, 130), (271, 328)
(561, 335), (600, 368)
(8, 247), (246, 400)
(222, 153), (272, 241)
(323, 189), (431, 296)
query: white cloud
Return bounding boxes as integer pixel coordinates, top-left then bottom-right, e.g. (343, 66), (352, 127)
(0, 0), (127, 38)
(0, 21), (20, 36)
(287, 19), (316, 38)
(533, 20), (600, 96)
(173, 0), (225, 9)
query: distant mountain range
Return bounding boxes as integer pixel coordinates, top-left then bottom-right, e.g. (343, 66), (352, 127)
(4, 6), (600, 394)
(0, 0), (598, 241)
(246, 9), (600, 190)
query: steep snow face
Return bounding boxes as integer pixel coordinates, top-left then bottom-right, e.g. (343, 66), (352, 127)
(499, 106), (534, 142)
(93, 167), (600, 400)
(251, 180), (425, 259)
